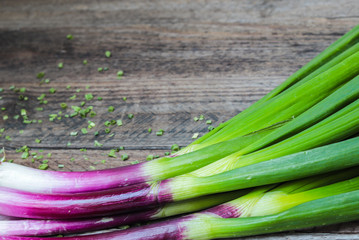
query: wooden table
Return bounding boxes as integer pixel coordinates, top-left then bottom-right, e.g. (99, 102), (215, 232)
(0, 0), (358, 239)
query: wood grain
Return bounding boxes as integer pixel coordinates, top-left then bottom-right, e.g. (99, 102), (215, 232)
(0, 0), (358, 238)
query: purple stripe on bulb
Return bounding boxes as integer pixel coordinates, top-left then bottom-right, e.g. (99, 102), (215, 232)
(202, 203), (242, 218)
(0, 183), (166, 219)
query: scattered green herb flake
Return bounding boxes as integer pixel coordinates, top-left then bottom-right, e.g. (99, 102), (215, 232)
(20, 109), (27, 116)
(110, 120), (116, 125)
(85, 85), (90, 90)
(206, 120), (212, 124)
(44, 78), (50, 84)
(83, 155), (89, 160)
(71, 106), (81, 112)
(154, 155), (160, 159)
(70, 157), (75, 161)
(38, 119), (43, 123)
(47, 153), (52, 158)
(66, 34), (73, 40)
(146, 155), (154, 161)
(21, 152), (29, 159)
(1, 107), (5, 111)
(42, 159), (49, 164)
(192, 133), (199, 139)
(94, 131), (99, 136)
(171, 144), (180, 152)
(66, 85), (71, 89)
(116, 119), (123, 126)
(0, 128), (4, 133)
(38, 164), (48, 170)
(38, 149), (44, 153)
(148, 128), (152, 133)
(58, 164), (64, 168)
(109, 133), (115, 137)
(88, 120), (96, 129)
(84, 93), (94, 101)
(49, 88), (56, 94)
(156, 129), (164, 136)
(19, 87), (26, 93)
(81, 128), (88, 134)
(83, 59), (88, 65)
(122, 97), (127, 101)
(119, 146), (124, 150)
(89, 166), (96, 170)
(117, 70), (124, 77)
(131, 160), (140, 165)
(108, 106), (115, 112)
(164, 152), (170, 156)
(37, 72), (45, 79)
(19, 130), (24, 134)
(76, 89), (81, 93)
(208, 126), (215, 131)
(0, 88), (3, 92)
(80, 101), (86, 107)
(94, 140), (103, 147)
(31, 152), (37, 156)
(193, 117), (199, 121)
(128, 113), (134, 119)
(37, 94), (46, 101)
(104, 121), (111, 127)
(97, 97), (103, 101)
(108, 149), (117, 158)
(58, 62), (64, 69)
(35, 138), (41, 143)
(70, 131), (78, 136)
(105, 128), (111, 134)
(105, 51), (111, 58)
(104, 67), (109, 71)
(121, 153), (129, 161)
(60, 103), (67, 109)
(80, 148), (87, 152)
(98, 67), (103, 72)
(199, 115), (204, 120)
(35, 107), (43, 111)
(101, 160), (106, 164)
(89, 110), (97, 117)
(3, 115), (8, 121)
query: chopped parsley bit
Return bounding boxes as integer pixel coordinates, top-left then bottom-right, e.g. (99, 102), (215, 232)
(70, 131), (78, 136)
(105, 128), (111, 134)
(94, 131), (99, 136)
(70, 157), (75, 161)
(104, 67), (109, 71)
(0, 88), (3, 92)
(37, 94), (46, 101)
(42, 159), (49, 164)
(20, 109), (27, 116)
(83, 59), (88, 65)
(94, 140), (103, 147)
(89, 166), (96, 170)
(38, 164), (48, 170)
(88, 120), (96, 129)
(121, 153), (129, 161)
(97, 97), (103, 101)
(131, 160), (140, 165)
(199, 115), (204, 120)
(108, 106), (115, 112)
(80, 101), (86, 107)
(108, 149), (117, 158)
(67, 142), (71, 147)
(148, 128), (152, 133)
(37, 72), (45, 79)
(109, 133), (115, 137)
(66, 85), (71, 89)
(127, 113), (134, 119)
(21, 152), (29, 159)
(98, 67), (103, 72)
(35, 138), (41, 143)
(49, 88), (56, 94)
(104, 121), (111, 127)
(171, 144), (180, 152)
(206, 120), (212, 124)
(85, 93), (94, 101)
(164, 152), (170, 156)
(192, 133), (199, 139)
(122, 97), (127, 101)
(3, 115), (8, 121)
(80, 148), (87, 152)
(85, 85), (90, 90)
(146, 155), (154, 161)
(110, 120), (116, 125)
(38, 120), (43, 123)
(44, 78), (50, 84)
(31, 152), (37, 156)
(19, 87), (26, 93)
(38, 149), (44, 153)
(193, 117), (199, 121)
(119, 146), (124, 150)
(101, 160), (106, 164)
(76, 89), (82, 93)
(47, 153), (52, 158)
(19, 130), (24, 134)
(58, 164), (64, 168)
(69, 94), (77, 100)
(1, 107), (5, 111)
(117, 70), (124, 77)
(60, 103), (68, 109)
(66, 34), (73, 40)
(81, 128), (88, 134)
(116, 119), (123, 126)
(58, 62), (64, 69)
(105, 51), (111, 58)
(156, 129), (164, 136)
(0, 128), (4, 133)
(208, 126), (215, 131)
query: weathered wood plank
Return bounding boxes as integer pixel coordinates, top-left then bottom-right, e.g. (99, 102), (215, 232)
(0, 0), (359, 239)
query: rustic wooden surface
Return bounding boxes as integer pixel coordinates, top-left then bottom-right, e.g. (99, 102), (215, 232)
(0, 0), (359, 239)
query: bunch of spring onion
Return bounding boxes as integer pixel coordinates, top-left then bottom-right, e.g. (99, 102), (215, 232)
(1, 25), (359, 238)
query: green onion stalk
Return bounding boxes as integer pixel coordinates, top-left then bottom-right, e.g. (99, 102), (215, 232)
(13, 167), (359, 239)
